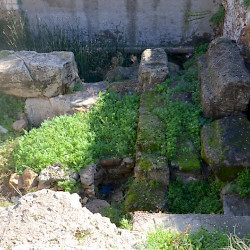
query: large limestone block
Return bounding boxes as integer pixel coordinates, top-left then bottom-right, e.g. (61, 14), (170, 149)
(25, 81), (107, 126)
(0, 50), (79, 98)
(138, 48), (169, 94)
(199, 38), (250, 119)
(201, 115), (250, 181)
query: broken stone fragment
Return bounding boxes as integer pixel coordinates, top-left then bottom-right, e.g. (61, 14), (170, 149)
(0, 50), (79, 98)
(12, 113), (28, 132)
(86, 199), (110, 214)
(201, 115), (250, 181)
(199, 38), (250, 119)
(37, 163), (73, 189)
(22, 169), (38, 189)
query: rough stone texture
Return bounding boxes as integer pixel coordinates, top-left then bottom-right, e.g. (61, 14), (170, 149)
(12, 113), (28, 132)
(125, 181), (167, 213)
(135, 92), (169, 186)
(19, 0), (221, 47)
(37, 163), (73, 189)
(223, 194), (250, 216)
(199, 38), (250, 119)
(105, 65), (138, 82)
(138, 48), (169, 94)
(85, 199), (110, 214)
(9, 173), (20, 189)
(201, 115), (250, 181)
(80, 165), (96, 197)
(0, 190), (142, 249)
(0, 50), (79, 98)
(222, 0), (250, 52)
(21, 169), (38, 189)
(168, 62), (181, 76)
(25, 81), (107, 126)
(132, 212), (250, 237)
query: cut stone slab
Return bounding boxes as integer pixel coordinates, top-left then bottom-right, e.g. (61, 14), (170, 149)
(199, 38), (250, 119)
(125, 180), (167, 213)
(201, 115), (250, 181)
(138, 48), (169, 94)
(0, 50), (79, 98)
(25, 81), (107, 126)
(132, 212), (250, 237)
(135, 92), (169, 186)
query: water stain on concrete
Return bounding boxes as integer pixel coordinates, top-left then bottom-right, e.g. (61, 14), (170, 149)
(126, 0), (138, 46)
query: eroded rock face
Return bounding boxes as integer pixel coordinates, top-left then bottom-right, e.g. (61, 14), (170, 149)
(25, 81), (107, 126)
(199, 38), (250, 119)
(0, 190), (141, 249)
(201, 115), (250, 181)
(0, 50), (79, 98)
(138, 48), (169, 94)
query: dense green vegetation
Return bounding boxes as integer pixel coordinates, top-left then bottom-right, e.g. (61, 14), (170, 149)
(243, 0), (250, 7)
(153, 68), (207, 162)
(143, 226), (250, 250)
(232, 169), (250, 198)
(0, 93), (25, 142)
(13, 92), (139, 173)
(167, 179), (223, 214)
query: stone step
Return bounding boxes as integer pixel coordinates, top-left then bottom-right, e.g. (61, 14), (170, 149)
(132, 212), (250, 237)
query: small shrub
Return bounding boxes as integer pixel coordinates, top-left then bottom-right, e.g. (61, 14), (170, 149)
(13, 92), (139, 173)
(232, 169), (250, 198)
(143, 227), (231, 250)
(101, 201), (132, 230)
(243, 0), (250, 7)
(167, 179), (223, 214)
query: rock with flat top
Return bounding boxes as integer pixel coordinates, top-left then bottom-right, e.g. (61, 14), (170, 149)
(0, 50), (79, 98)
(138, 48), (169, 94)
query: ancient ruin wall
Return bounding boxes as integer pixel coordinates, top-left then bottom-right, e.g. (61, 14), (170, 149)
(0, 0), (222, 47)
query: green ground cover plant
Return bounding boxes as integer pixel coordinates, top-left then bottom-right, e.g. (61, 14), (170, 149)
(167, 179), (223, 214)
(0, 93), (26, 142)
(232, 169), (250, 198)
(13, 91), (139, 173)
(243, 0), (250, 7)
(153, 44), (209, 161)
(143, 226), (250, 250)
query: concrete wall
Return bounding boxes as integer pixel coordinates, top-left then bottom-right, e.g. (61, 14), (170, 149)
(11, 0), (222, 47)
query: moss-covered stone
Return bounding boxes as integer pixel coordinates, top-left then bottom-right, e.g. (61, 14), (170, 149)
(201, 115), (250, 181)
(125, 180), (167, 212)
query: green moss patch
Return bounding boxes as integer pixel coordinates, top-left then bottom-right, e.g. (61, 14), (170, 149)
(125, 180), (166, 212)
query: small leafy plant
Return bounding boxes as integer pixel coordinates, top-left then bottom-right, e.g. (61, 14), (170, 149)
(143, 226), (250, 250)
(232, 169), (250, 198)
(167, 179), (223, 214)
(13, 92), (139, 173)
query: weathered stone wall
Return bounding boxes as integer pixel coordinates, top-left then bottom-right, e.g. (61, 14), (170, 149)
(1, 0), (222, 47)
(222, 0), (250, 52)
